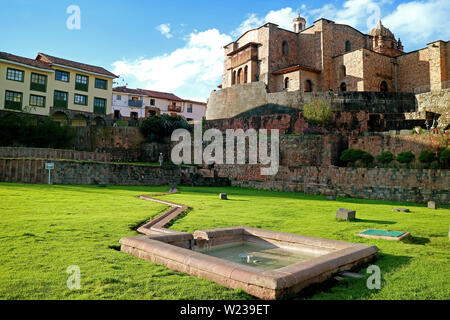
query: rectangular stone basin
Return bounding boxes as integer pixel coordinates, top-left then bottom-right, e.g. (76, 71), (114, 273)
(120, 227), (378, 299)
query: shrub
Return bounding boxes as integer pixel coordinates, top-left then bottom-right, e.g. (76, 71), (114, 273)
(418, 150), (437, 165)
(140, 114), (191, 142)
(376, 151), (395, 165)
(438, 147), (450, 168)
(302, 99), (333, 126)
(340, 149), (374, 167)
(396, 151), (415, 166)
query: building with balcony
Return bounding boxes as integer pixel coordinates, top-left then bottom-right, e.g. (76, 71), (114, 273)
(0, 51), (117, 126)
(112, 86), (206, 122)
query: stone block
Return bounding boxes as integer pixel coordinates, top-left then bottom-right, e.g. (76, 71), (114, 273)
(428, 201), (437, 209)
(220, 193), (228, 200)
(392, 208), (410, 212)
(336, 208), (356, 221)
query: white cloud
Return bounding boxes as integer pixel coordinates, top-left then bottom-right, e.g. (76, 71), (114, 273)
(113, 29), (231, 99)
(156, 23), (173, 39)
(233, 7), (298, 36)
(383, 0), (450, 45)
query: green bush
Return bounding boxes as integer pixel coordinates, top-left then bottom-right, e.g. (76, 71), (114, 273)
(302, 99), (333, 126)
(396, 151), (415, 166)
(340, 148), (374, 167)
(418, 150), (437, 165)
(438, 147), (450, 168)
(376, 151), (395, 165)
(140, 114), (191, 142)
(0, 112), (75, 148)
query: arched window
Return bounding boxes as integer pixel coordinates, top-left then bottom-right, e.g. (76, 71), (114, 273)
(284, 77), (289, 90)
(244, 66), (248, 83)
(345, 40), (351, 52)
(304, 80), (312, 92)
(282, 41), (289, 56)
(340, 82), (347, 92)
(340, 65), (346, 79)
(237, 68), (242, 84)
(380, 81), (388, 92)
(232, 71), (236, 85)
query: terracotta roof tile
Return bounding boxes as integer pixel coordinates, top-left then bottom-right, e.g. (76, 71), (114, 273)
(0, 52), (53, 70)
(36, 53), (117, 78)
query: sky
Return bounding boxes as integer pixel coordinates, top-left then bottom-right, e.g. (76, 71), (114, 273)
(1, 0), (449, 101)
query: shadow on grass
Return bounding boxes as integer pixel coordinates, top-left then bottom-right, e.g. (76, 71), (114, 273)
(402, 236), (430, 245)
(282, 252), (412, 300)
(353, 218), (397, 225)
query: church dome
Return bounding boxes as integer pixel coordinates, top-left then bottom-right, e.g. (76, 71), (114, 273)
(369, 20), (395, 38)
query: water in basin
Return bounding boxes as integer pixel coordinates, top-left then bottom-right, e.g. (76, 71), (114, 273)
(199, 242), (322, 270)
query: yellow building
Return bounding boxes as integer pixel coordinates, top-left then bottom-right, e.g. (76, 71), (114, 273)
(0, 51), (117, 126)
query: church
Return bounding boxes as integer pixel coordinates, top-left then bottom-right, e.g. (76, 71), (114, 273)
(221, 15), (449, 94)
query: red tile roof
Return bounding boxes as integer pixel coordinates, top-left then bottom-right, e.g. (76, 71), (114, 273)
(183, 99), (207, 106)
(113, 86), (184, 102)
(36, 53), (118, 78)
(0, 52), (53, 70)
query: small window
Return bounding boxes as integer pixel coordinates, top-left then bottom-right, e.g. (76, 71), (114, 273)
(7, 68), (24, 82)
(380, 81), (388, 92)
(345, 40), (351, 52)
(5, 90), (23, 110)
(95, 78), (107, 90)
(340, 82), (347, 92)
(304, 80), (312, 92)
(150, 99), (155, 106)
(55, 70), (69, 82)
(30, 73), (47, 92)
(75, 74), (89, 91)
(116, 95), (121, 100)
(284, 78), (289, 89)
(74, 94), (88, 105)
(187, 104), (193, 113)
(29, 95), (46, 108)
(282, 41), (289, 55)
(54, 90), (68, 108)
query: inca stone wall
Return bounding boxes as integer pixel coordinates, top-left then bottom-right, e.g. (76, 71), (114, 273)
(416, 88), (450, 128)
(206, 82), (416, 120)
(214, 164), (450, 204)
(0, 147), (110, 162)
(0, 158), (181, 186)
(349, 134), (448, 161)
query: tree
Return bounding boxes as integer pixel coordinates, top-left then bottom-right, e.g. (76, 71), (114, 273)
(418, 150), (437, 165)
(140, 114), (191, 142)
(340, 149), (374, 167)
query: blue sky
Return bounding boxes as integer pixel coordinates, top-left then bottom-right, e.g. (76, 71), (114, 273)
(1, 0), (449, 101)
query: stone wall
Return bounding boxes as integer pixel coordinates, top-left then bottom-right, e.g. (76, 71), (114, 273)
(348, 134), (448, 161)
(72, 127), (145, 162)
(206, 82), (416, 120)
(214, 164), (450, 204)
(0, 158), (180, 186)
(416, 88), (450, 128)
(0, 147), (110, 162)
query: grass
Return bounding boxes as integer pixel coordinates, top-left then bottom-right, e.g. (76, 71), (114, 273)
(0, 183), (449, 300)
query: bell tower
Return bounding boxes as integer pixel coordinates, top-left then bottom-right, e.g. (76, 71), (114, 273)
(293, 14), (306, 33)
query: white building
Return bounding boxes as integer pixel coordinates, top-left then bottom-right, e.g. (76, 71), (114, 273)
(112, 86), (206, 122)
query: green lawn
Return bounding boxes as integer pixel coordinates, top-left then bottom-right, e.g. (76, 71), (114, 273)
(0, 183), (449, 300)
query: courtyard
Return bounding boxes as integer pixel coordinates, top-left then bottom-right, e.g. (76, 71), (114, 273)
(0, 183), (448, 300)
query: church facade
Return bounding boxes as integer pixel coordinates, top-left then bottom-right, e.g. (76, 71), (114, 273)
(221, 16), (449, 94)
